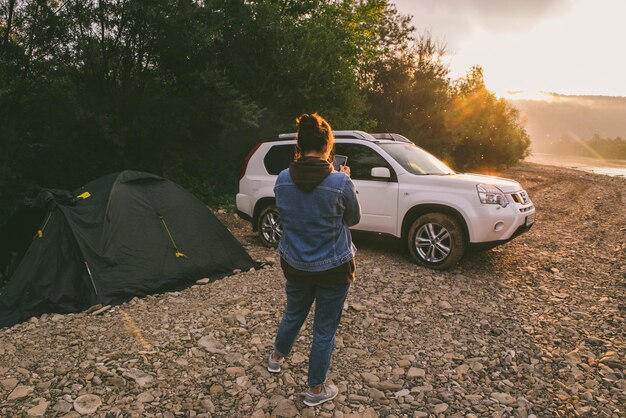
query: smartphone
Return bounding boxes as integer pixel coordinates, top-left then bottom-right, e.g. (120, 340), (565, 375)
(333, 155), (348, 171)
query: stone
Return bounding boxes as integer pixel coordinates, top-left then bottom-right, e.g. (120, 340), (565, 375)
(1, 378), (19, 391)
(137, 391), (155, 403)
(210, 385), (224, 396)
(123, 368), (154, 387)
(491, 392), (515, 405)
(52, 400), (73, 413)
(432, 403), (449, 414)
(436, 301), (452, 310)
(361, 372), (380, 384)
(291, 352), (307, 364)
(406, 367), (426, 379)
(73, 394), (102, 415)
(198, 336), (226, 354)
(7, 385), (34, 401)
(90, 305), (111, 315)
(226, 367), (245, 377)
(26, 401), (49, 417)
(196, 278), (210, 284)
(368, 387), (385, 400)
(201, 398), (215, 413)
(373, 380), (403, 391)
(272, 398), (299, 417)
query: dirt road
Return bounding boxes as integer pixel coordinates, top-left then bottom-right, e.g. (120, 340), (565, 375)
(1, 163), (624, 417)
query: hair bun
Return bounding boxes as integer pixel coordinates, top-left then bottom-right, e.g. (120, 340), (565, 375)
(297, 114), (319, 130)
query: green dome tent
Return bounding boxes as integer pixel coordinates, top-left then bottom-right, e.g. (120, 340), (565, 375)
(0, 170), (260, 328)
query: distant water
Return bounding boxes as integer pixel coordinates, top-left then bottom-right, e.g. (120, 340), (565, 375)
(526, 153), (626, 177)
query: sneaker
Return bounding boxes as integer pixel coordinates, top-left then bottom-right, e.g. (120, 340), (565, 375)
(267, 352), (282, 373)
(303, 383), (338, 407)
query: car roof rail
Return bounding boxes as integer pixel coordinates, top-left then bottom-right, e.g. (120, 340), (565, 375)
(371, 133), (413, 143)
(276, 130), (377, 141)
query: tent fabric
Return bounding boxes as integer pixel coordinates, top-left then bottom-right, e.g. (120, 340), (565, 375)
(0, 170), (260, 328)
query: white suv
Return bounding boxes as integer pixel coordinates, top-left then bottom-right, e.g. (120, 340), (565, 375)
(237, 131), (535, 269)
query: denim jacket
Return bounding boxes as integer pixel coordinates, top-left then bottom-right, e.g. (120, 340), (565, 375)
(275, 169), (361, 272)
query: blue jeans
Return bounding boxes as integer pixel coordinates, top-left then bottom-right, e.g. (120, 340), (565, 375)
(274, 281), (350, 387)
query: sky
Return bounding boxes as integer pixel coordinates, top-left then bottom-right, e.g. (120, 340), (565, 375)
(392, 0), (626, 98)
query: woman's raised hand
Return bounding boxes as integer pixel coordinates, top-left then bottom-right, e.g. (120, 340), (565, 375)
(340, 165), (351, 177)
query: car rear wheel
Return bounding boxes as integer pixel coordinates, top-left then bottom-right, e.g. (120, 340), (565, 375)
(407, 212), (465, 270)
(257, 205), (282, 248)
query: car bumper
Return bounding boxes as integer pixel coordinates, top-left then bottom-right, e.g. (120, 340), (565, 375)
(468, 222), (534, 251)
(467, 199), (536, 244)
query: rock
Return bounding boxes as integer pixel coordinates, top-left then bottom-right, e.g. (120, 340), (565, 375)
(198, 336), (226, 354)
(137, 391), (155, 403)
(394, 388), (410, 398)
(491, 392), (515, 405)
(201, 398), (215, 413)
(406, 367), (426, 379)
(373, 380), (403, 391)
(272, 398), (299, 417)
(291, 352), (307, 364)
(455, 364), (470, 375)
(436, 301), (452, 310)
(196, 278), (210, 284)
(7, 385), (34, 401)
(361, 372), (380, 384)
(52, 400), (73, 413)
(360, 407), (379, 418)
(350, 303), (367, 311)
(90, 305), (111, 315)
(106, 375), (126, 387)
(210, 384), (224, 396)
(368, 387), (385, 400)
(123, 368), (154, 387)
(26, 401), (49, 416)
(73, 394), (102, 415)
(432, 403), (449, 414)
(1, 378), (19, 391)
(226, 367), (245, 377)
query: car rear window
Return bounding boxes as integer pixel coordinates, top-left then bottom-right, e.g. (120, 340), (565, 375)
(264, 144), (296, 175)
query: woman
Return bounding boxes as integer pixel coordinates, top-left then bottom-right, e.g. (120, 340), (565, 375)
(268, 113), (361, 407)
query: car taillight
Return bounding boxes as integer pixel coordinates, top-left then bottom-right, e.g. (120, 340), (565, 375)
(240, 143), (261, 180)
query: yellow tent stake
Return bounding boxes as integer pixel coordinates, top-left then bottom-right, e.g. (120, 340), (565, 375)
(159, 216), (187, 258)
(77, 191), (91, 199)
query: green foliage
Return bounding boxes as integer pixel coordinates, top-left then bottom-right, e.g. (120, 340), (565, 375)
(0, 0), (531, 224)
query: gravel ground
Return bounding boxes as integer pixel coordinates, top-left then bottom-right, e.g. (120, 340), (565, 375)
(1, 163), (624, 417)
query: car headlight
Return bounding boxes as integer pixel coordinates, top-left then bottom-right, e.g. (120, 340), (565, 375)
(477, 184), (509, 208)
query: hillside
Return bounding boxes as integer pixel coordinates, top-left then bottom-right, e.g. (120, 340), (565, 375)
(508, 94), (626, 152)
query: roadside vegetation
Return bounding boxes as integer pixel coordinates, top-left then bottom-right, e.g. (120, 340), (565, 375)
(0, 0), (530, 223)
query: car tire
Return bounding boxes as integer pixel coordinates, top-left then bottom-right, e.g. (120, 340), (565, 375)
(257, 205), (282, 248)
(407, 212), (465, 270)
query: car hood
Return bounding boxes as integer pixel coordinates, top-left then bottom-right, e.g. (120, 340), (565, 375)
(449, 173), (522, 193)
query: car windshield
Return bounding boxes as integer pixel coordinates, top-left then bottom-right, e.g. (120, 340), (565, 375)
(378, 143), (455, 175)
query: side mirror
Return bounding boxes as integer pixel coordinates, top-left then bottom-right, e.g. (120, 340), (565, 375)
(371, 167), (391, 179)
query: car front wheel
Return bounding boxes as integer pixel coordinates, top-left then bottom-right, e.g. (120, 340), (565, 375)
(407, 212), (465, 270)
(257, 205), (282, 248)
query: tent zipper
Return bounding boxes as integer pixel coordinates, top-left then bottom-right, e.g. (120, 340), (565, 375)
(84, 261), (98, 295)
(159, 215), (186, 258)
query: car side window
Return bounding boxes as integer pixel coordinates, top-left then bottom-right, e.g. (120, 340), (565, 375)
(264, 144), (296, 175)
(334, 143), (394, 181)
